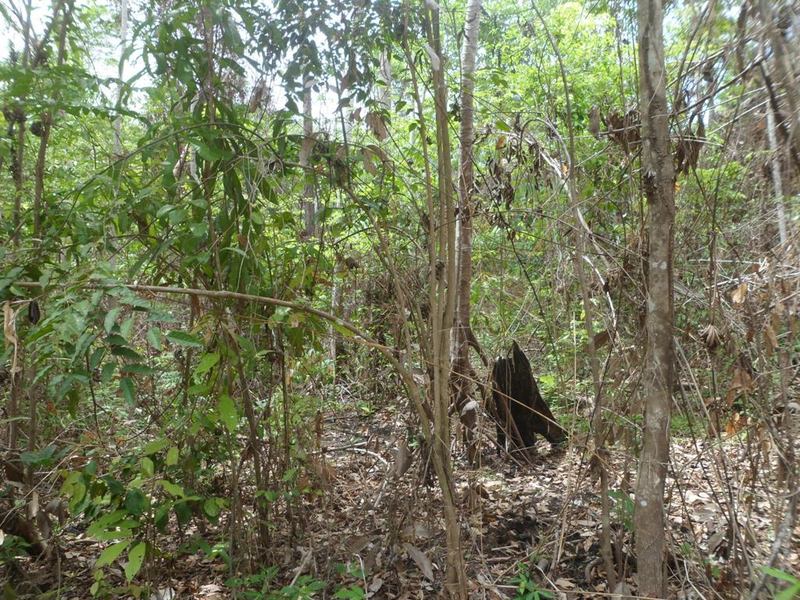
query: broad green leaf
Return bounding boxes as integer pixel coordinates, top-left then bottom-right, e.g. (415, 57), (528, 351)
(124, 542), (146, 581)
(776, 585), (800, 600)
(140, 457), (154, 478)
(218, 395), (238, 433)
(20, 445), (56, 466)
(125, 489), (148, 516)
(120, 377), (136, 405)
(194, 352), (219, 376)
(111, 346), (142, 361)
(158, 479), (184, 497)
(142, 438), (169, 456)
(146, 328), (162, 350)
(166, 331), (204, 348)
(104, 308), (121, 333)
(62, 474), (86, 512)
(120, 316), (135, 340)
(331, 321), (355, 339)
(101, 361), (117, 383)
(173, 500), (192, 526)
(122, 363), (156, 376)
(165, 446), (179, 466)
(95, 540), (130, 568)
(203, 498), (220, 518)
(86, 510), (126, 538)
(763, 567), (800, 584)
(89, 347), (106, 370)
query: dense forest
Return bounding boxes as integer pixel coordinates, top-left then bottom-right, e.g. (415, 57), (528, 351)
(0, 0), (798, 597)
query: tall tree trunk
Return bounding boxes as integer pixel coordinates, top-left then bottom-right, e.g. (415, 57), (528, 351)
(763, 81), (788, 245)
(113, 0), (128, 157)
(425, 3), (467, 596)
(757, 0), (800, 152)
(634, 0), (675, 597)
(300, 79), (315, 237)
(34, 0), (73, 238)
(452, 0), (482, 466)
(11, 0), (32, 246)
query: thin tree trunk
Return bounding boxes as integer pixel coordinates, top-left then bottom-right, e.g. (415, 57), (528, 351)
(764, 95), (788, 245)
(634, 0), (675, 596)
(378, 50), (392, 110)
(34, 0), (73, 238)
(757, 0), (800, 151)
(113, 0), (128, 157)
(11, 0), (32, 246)
(300, 79), (315, 237)
(452, 0), (482, 466)
(426, 3), (467, 596)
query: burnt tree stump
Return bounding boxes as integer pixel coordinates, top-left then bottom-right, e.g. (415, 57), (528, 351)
(490, 341), (566, 460)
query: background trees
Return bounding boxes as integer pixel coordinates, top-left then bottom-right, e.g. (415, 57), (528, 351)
(1, 0), (797, 597)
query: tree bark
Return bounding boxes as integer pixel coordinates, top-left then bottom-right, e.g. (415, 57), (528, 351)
(300, 79), (315, 237)
(425, 3), (467, 596)
(113, 0), (128, 157)
(452, 0), (482, 466)
(634, 0), (675, 597)
(757, 0), (800, 152)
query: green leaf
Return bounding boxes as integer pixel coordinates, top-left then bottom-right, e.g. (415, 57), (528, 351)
(203, 498), (220, 518)
(86, 510), (126, 538)
(194, 352), (219, 376)
(124, 542), (146, 581)
(331, 321), (355, 339)
(763, 567), (800, 584)
(0, 267), (25, 293)
(122, 363), (156, 376)
(173, 500), (192, 526)
(95, 540), (130, 568)
(120, 377), (136, 405)
(154, 504), (170, 531)
(61, 473), (87, 512)
(146, 328), (162, 350)
(776, 585), (800, 600)
(125, 489), (148, 516)
(120, 316), (135, 340)
(165, 446), (179, 466)
(140, 457), (154, 478)
(89, 347), (106, 370)
(158, 479), (184, 497)
(218, 395), (238, 433)
(101, 361), (117, 383)
(111, 345), (142, 361)
(166, 330), (204, 348)
(104, 307), (121, 334)
(20, 445), (56, 467)
(142, 438), (169, 456)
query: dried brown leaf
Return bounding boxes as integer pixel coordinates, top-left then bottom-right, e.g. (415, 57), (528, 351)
(403, 543), (434, 581)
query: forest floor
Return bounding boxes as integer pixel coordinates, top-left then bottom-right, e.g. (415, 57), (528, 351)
(4, 404), (799, 599)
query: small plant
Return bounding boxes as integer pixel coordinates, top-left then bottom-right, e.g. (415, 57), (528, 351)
(608, 489), (634, 532)
(226, 567), (325, 599)
(332, 562), (366, 599)
(333, 585), (365, 599)
(511, 563), (554, 600)
(763, 566), (800, 600)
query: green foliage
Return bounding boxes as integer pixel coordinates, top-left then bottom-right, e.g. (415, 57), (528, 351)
(0, 0), (791, 594)
(226, 567), (325, 600)
(510, 563), (554, 600)
(608, 489), (634, 532)
(0, 532), (34, 562)
(762, 567), (800, 600)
